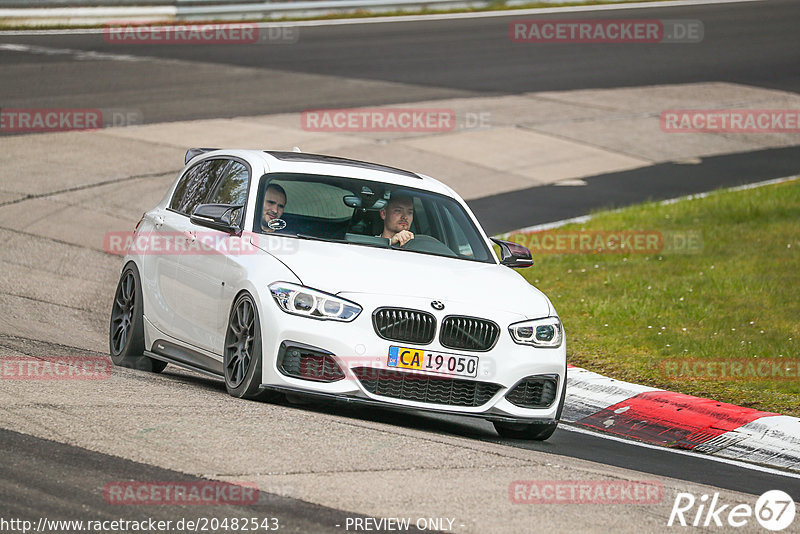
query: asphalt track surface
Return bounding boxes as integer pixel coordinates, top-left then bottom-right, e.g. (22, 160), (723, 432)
(2, 0), (800, 230)
(256, 396), (800, 502)
(3, 336), (800, 526)
(474, 144), (800, 234)
(0, 427), (403, 534)
(0, 1), (799, 122)
(2, 0), (800, 529)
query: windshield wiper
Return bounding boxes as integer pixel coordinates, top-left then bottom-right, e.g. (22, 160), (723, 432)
(293, 233), (348, 243)
(293, 233), (396, 250)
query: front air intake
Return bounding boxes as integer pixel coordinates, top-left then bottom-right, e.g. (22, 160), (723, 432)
(505, 376), (558, 408)
(353, 367), (501, 407)
(278, 342), (345, 382)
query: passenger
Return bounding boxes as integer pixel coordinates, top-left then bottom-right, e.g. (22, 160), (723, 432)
(261, 184), (286, 232)
(380, 193), (414, 246)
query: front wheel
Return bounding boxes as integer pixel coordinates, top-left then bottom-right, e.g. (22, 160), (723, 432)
(223, 293), (279, 402)
(108, 264), (167, 373)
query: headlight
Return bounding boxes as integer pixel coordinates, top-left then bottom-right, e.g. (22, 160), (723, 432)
(269, 282), (361, 322)
(509, 317), (563, 348)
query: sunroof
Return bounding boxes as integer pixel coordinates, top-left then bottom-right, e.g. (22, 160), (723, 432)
(265, 151), (420, 179)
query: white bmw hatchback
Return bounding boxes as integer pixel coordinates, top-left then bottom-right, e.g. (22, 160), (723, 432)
(110, 149), (566, 440)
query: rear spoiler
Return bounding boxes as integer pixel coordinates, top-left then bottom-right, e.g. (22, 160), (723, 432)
(185, 148), (219, 165)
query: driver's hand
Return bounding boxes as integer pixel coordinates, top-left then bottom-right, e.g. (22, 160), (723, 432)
(391, 230), (414, 246)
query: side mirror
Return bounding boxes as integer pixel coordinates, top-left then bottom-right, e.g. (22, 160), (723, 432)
(190, 204), (242, 234)
(490, 238), (533, 269)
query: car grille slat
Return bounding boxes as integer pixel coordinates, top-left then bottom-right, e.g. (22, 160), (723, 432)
(353, 368), (500, 407)
(439, 315), (499, 351)
(395, 309), (401, 339)
(505, 377), (558, 408)
(372, 307), (436, 344)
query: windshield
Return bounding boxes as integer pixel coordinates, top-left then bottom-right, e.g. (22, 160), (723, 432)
(253, 173), (493, 263)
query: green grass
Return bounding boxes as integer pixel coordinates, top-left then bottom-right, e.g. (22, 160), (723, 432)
(508, 179), (800, 417)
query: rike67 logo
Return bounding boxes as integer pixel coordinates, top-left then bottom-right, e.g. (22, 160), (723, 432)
(668, 490), (796, 531)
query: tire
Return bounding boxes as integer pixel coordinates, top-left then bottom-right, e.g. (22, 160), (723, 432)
(223, 293), (280, 402)
(492, 377), (567, 441)
(109, 263), (167, 373)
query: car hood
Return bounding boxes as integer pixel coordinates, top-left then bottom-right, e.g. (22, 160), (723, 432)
(256, 237), (552, 318)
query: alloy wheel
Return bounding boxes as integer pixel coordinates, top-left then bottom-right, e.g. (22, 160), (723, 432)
(225, 298), (255, 388)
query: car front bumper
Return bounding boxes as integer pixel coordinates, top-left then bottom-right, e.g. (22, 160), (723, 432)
(257, 291), (567, 423)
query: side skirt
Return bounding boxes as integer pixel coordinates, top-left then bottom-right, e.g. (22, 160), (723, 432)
(147, 339), (224, 377)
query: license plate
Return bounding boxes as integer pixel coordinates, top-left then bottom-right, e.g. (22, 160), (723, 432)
(387, 346), (479, 378)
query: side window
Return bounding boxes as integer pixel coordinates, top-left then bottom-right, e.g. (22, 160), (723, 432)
(170, 160), (221, 215)
(206, 160), (250, 206)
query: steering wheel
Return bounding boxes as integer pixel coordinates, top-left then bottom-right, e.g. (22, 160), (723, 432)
(393, 235), (457, 257)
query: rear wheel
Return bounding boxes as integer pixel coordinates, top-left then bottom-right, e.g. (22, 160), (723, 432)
(223, 293), (279, 401)
(109, 264), (167, 373)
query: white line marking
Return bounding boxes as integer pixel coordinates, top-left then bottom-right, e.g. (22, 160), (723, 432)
(553, 179), (588, 186)
(659, 175), (800, 204)
(560, 423), (800, 480)
(0, 42), (143, 61)
(0, 0), (763, 35)
(504, 214), (593, 233)
(503, 174), (800, 234)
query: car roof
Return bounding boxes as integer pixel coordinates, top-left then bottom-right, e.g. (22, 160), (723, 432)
(264, 151), (421, 179)
(184, 148), (456, 197)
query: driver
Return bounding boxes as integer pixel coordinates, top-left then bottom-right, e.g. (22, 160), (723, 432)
(380, 193), (414, 246)
(261, 183), (287, 232)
